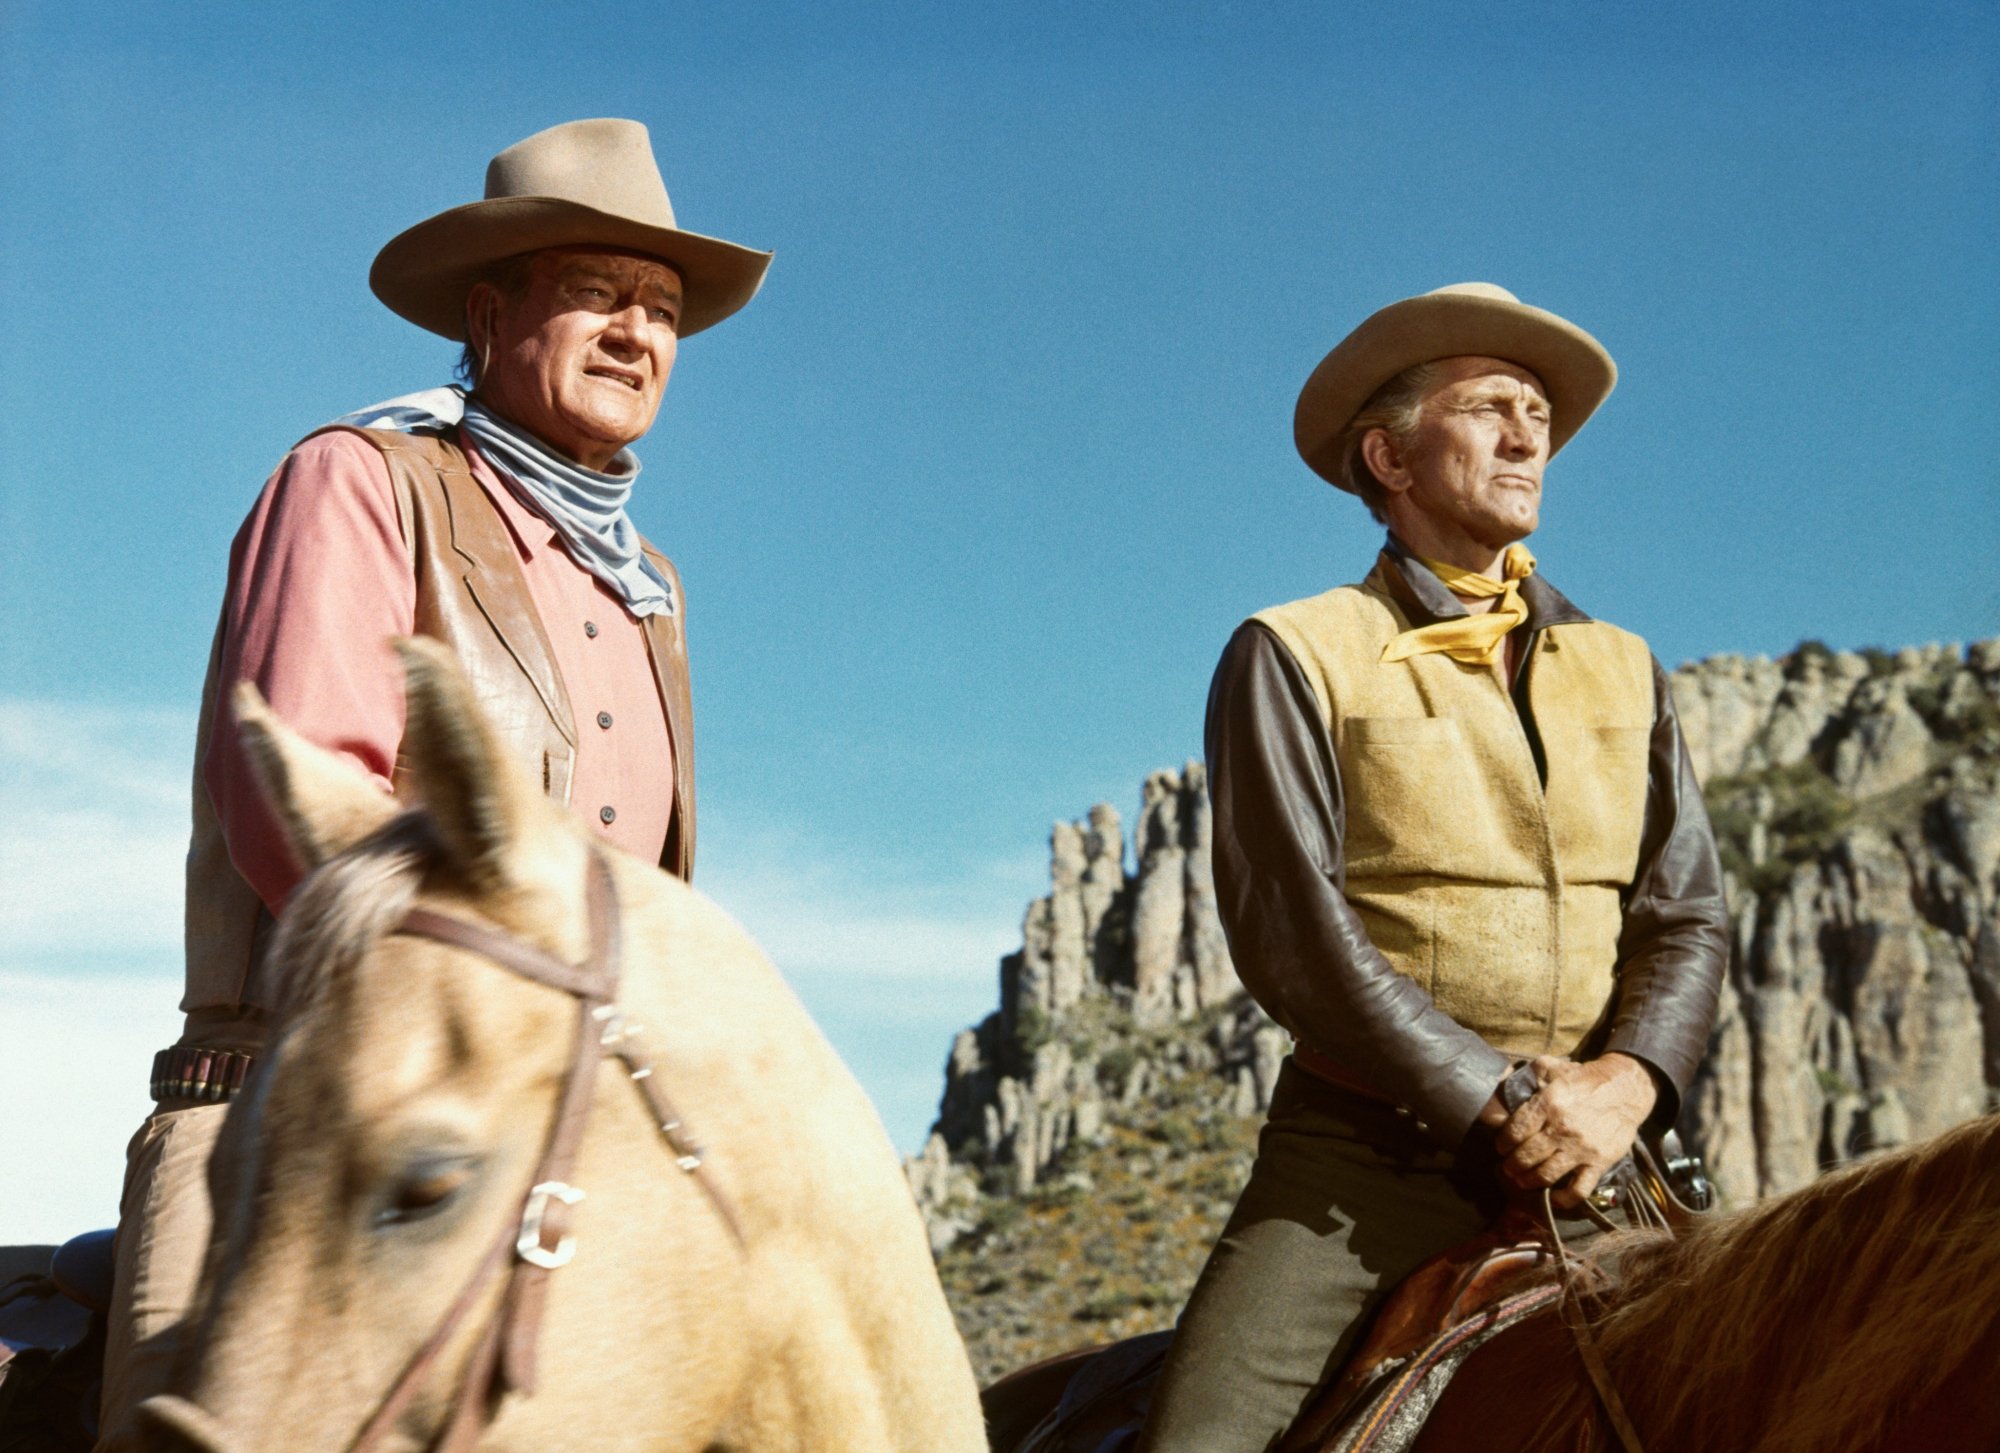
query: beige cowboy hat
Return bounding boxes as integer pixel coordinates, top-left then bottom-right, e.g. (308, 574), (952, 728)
(1293, 282), (1617, 491)
(371, 118), (771, 341)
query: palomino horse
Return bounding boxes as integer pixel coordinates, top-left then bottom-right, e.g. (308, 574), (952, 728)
(985, 1109), (2000, 1452)
(135, 639), (986, 1452)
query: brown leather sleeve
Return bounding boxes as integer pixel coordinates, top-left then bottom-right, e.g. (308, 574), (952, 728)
(1204, 621), (1512, 1147)
(1601, 657), (1729, 1129)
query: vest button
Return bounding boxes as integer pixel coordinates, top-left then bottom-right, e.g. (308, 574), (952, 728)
(584, 621), (599, 638)
(599, 805), (616, 825)
(596, 711), (613, 730)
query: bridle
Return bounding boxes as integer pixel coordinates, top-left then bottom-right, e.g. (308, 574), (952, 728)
(344, 848), (746, 1453)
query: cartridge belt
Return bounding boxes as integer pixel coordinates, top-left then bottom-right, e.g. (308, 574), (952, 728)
(150, 1045), (256, 1104)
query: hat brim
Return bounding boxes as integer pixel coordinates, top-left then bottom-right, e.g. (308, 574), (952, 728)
(370, 196), (772, 341)
(1294, 292), (1616, 491)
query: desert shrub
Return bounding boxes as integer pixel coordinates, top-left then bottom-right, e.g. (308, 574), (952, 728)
(1705, 760), (1855, 900)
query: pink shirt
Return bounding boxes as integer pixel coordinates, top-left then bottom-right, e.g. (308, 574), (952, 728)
(204, 429), (676, 910)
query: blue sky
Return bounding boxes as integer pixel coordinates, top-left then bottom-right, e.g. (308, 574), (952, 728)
(1, 2), (1994, 1238)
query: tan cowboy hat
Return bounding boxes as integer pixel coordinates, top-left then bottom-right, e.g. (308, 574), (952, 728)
(370, 118), (771, 341)
(1293, 282), (1616, 491)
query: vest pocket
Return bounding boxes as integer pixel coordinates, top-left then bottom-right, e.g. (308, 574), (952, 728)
(1346, 715), (1461, 747)
(1341, 717), (1491, 872)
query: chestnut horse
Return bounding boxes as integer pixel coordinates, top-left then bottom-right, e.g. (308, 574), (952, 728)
(136, 640), (986, 1452)
(987, 1111), (2000, 1453)
(1413, 1108), (2000, 1453)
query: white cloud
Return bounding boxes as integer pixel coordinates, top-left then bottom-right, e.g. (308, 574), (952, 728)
(0, 702), (194, 1243)
(693, 806), (1039, 986)
(0, 967), (184, 1244)
(701, 859), (1024, 985)
(0, 700), (193, 962)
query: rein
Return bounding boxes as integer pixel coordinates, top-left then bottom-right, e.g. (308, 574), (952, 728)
(1540, 1191), (1647, 1453)
(347, 850), (744, 1453)
(1494, 1063), (1656, 1453)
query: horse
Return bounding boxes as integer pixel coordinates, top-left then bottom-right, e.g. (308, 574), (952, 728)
(1413, 1108), (2000, 1453)
(131, 638), (987, 1453)
(982, 1109), (2000, 1452)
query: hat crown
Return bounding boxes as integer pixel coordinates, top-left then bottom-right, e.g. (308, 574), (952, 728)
(484, 118), (678, 230)
(1426, 281), (1520, 304)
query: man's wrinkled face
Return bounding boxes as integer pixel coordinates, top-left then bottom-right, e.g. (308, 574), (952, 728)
(472, 249), (683, 470)
(1382, 357), (1552, 548)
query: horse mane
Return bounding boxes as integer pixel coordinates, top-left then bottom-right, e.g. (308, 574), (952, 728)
(267, 813), (439, 1021)
(1553, 1113), (2000, 1453)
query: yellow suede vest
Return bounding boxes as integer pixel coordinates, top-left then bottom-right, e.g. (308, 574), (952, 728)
(1253, 566), (1655, 1058)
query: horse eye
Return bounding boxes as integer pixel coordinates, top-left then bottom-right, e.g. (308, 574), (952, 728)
(374, 1157), (478, 1228)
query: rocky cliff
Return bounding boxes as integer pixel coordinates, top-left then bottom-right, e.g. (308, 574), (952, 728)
(907, 637), (2000, 1379)
(1672, 639), (2000, 1200)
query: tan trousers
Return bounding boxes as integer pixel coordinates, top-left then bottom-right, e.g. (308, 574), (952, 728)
(96, 1100), (229, 1453)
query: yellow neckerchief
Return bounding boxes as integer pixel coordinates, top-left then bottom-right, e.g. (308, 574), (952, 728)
(1379, 544), (1537, 667)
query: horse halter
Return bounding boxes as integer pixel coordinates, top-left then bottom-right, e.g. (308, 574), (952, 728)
(347, 849), (745, 1453)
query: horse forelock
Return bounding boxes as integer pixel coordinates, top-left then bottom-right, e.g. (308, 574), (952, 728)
(268, 813), (439, 1024)
(1553, 1113), (2000, 1453)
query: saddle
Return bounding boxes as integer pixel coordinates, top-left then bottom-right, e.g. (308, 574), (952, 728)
(1286, 1114), (1711, 1448)
(983, 1220), (1572, 1453)
(984, 1066), (1713, 1453)
(0, 1231), (114, 1452)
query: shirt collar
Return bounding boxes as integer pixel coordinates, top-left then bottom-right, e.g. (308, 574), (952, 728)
(1375, 533), (1592, 632)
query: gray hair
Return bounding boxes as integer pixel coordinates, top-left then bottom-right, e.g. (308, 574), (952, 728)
(1332, 361), (1445, 523)
(454, 253), (541, 390)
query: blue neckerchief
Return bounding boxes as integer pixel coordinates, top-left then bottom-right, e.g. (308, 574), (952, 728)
(332, 387), (674, 619)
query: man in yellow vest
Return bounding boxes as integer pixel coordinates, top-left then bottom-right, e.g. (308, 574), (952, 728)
(1138, 284), (1728, 1452)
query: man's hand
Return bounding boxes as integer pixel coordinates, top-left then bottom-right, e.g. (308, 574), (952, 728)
(1483, 1053), (1658, 1208)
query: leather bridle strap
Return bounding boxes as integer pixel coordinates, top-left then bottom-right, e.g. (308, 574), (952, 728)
(346, 850), (742, 1453)
(1541, 1191), (1647, 1453)
(344, 1234), (512, 1452)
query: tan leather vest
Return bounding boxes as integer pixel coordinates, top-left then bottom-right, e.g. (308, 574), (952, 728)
(1253, 564), (1654, 1059)
(180, 428), (694, 1046)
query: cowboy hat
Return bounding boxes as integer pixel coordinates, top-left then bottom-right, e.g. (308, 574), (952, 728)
(370, 118), (771, 341)
(1293, 282), (1616, 491)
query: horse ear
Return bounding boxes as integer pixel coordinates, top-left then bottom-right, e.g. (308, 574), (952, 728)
(233, 683), (399, 871)
(393, 636), (544, 887)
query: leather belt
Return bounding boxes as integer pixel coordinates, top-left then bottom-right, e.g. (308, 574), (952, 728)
(150, 1046), (256, 1104)
(1291, 1044), (1397, 1106)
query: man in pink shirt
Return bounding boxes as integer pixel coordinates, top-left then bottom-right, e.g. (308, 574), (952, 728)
(98, 118), (771, 1447)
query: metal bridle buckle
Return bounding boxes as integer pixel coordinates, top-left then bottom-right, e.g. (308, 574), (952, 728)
(516, 1181), (587, 1269)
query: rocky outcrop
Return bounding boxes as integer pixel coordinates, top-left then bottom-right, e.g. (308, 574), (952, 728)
(1675, 639), (2000, 1201)
(911, 638), (2000, 1271)
(910, 766), (1278, 1247)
